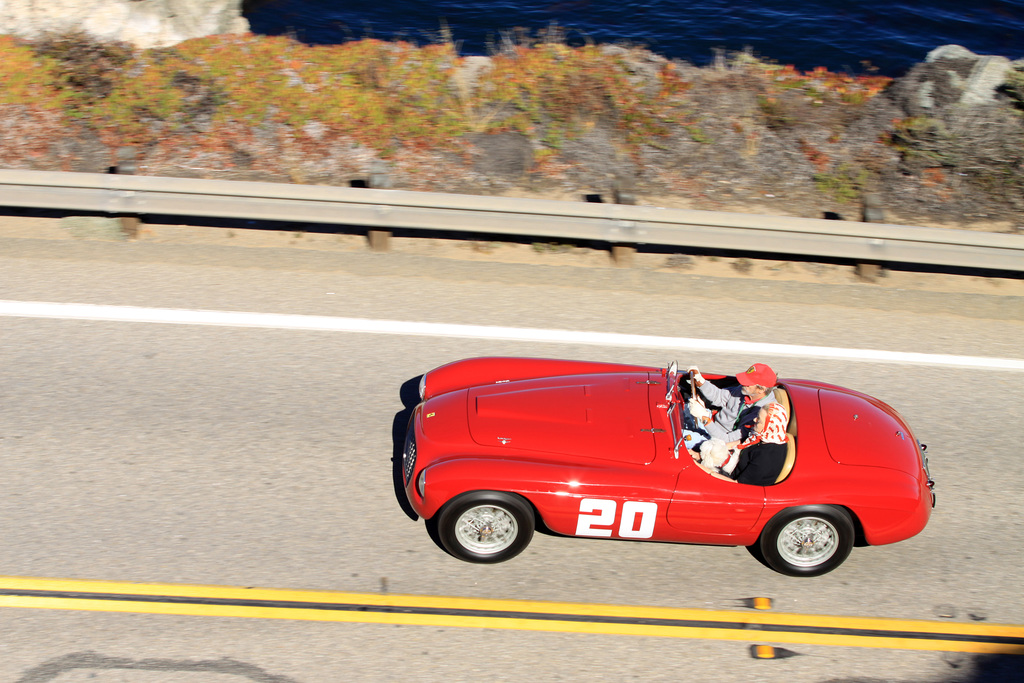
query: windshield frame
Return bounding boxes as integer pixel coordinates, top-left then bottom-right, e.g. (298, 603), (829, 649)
(664, 361), (685, 459)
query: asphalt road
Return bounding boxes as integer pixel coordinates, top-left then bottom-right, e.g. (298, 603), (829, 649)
(2, 230), (1023, 682)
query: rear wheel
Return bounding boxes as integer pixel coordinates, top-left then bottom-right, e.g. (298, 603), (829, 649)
(436, 491), (535, 563)
(759, 505), (854, 577)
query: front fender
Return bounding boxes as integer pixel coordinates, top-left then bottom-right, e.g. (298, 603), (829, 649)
(415, 457), (595, 520)
(416, 457), (676, 541)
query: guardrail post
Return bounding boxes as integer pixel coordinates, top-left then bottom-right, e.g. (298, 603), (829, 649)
(113, 146), (141, 239)
(365, 161), (392, 251)
(856, 194), (886, 282)
(367, 229), (390, 252)
(610, 173), (637, 266)
(610, 245), (635, 266)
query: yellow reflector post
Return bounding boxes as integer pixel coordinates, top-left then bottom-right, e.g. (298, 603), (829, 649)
(750, 645), (800, 659)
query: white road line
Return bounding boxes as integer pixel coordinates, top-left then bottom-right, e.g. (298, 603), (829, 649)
(3, 299), (1023, 371)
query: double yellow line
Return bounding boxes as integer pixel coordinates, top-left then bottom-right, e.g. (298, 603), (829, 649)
(2, 576), (1022, 655)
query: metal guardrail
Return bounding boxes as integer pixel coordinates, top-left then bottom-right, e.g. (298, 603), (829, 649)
(0, 169), (1021, 272)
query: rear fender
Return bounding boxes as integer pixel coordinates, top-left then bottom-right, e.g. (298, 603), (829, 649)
(765, 467), (930, 546)
(843, 469), (932, 545)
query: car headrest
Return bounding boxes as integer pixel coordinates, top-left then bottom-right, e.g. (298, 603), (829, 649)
(774, 385), (797, 437)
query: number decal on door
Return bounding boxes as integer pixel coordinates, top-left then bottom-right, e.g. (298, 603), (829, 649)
(575, 498), (658, 538)
(619, 500), (658, 538)
(575, 498), (616, 537)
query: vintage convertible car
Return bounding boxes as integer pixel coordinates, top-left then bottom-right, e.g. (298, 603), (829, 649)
(401, 357), (934, 576)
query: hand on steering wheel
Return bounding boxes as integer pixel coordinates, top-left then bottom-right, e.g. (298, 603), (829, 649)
(688, 397), (710, 420)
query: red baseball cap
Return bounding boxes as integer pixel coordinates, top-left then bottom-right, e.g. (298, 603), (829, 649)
(737, 363), (777, 387)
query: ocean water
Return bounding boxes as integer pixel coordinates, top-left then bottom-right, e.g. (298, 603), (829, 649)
(245, 1), (1024, 75)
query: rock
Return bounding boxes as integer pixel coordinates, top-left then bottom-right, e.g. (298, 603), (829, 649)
(914, 80), (935, 110)
(0, 0), (248, 49)
(612, 172), (636, 205)
(49, 126), (110, 173)
(663, 254), (695, 270)
(453, 56), (493, 95)
(861, 193), (886, 223)
(470, 132), (533, 179)
(601, 44), (667, 84)
(925, 45), (978, 63)
(961, 56), (1013, 105)
(368, 159), (392, 189)
(901, 44), (1013, 111)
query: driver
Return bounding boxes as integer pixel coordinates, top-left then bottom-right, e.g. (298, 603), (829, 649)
(687, 363), (778, 442)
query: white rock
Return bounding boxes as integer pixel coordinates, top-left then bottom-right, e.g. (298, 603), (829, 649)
(921, 44), (1013, 106)
(961, 55), (1012, 105)
(0, 0), (249, 48)
(925, 44), (979, 63)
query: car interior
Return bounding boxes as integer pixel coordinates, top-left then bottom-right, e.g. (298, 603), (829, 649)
(684, 372), (798, 485)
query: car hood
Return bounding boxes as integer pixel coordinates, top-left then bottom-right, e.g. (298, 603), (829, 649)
(466, 372), (657, 464)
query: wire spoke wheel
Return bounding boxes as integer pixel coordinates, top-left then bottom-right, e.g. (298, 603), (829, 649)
(437, 491), (535, 563)
(759, 505), (854, 577)
(454, 504), (519, 555)
(777, 516), (839, 567)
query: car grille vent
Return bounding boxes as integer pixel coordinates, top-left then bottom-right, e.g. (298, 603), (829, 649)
(403, 432), (417, 484)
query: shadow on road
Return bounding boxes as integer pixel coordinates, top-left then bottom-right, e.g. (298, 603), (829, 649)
(390, 375), (422, 522)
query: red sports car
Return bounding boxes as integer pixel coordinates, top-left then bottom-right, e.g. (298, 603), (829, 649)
(401, 357), (934, 576)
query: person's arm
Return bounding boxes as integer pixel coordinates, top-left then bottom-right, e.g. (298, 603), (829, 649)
(689, 369), (743, 440)
(696, 380), (732, 408)
(703, 418), (740, 442)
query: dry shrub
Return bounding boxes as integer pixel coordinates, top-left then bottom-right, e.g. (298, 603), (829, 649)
(940, 105), (1024, 207)
(0, 105), (67, 166)
(1003, 68), (1024, 110)
(31, 30), (133, 102)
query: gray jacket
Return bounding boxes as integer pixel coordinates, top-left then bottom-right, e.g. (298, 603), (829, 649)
(697, 383), (777, 442)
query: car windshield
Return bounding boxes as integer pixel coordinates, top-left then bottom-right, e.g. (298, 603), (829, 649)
(664, 361), (686, 459)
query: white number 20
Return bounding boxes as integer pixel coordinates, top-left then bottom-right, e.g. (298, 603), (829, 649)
(575, 498), (658, 539)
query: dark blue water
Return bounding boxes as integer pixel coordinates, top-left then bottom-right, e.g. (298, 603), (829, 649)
(246, 1), (1023, 76)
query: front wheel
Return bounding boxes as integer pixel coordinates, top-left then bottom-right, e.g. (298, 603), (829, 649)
(436, 491), (535, 563)
(759, 505), (854, 577)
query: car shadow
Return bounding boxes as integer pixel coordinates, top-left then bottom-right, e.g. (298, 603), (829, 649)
(745, 542), (770, 569)
(391, 375), (422, 522)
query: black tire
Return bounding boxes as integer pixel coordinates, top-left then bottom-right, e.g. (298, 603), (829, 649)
(759, 505), (854, 577)
(436, 491), (535, 564)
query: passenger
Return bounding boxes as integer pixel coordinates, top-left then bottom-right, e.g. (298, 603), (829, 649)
(687, 363), (778, 442)
(694, 402), (790, 485)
